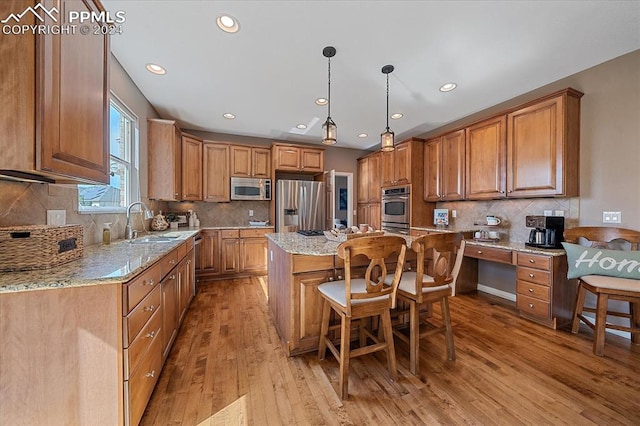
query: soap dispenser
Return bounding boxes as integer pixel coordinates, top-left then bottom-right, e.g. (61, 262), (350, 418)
(102, 223), (112, 245)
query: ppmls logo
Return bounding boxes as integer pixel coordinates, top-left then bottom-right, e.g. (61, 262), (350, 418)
(1, 3), (59, 24)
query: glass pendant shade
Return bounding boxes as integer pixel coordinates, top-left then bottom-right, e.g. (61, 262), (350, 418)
(381, 128), (395, 152)
(322, 117), (337, 145)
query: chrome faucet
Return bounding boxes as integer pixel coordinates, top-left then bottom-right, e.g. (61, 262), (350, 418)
(126, 201), (154, 240)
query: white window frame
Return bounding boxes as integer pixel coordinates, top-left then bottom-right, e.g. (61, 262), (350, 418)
(78, 93), (140, 214)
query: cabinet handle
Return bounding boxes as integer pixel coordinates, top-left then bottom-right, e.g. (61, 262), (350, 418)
(528, 303), (534, 309)
(144, 279), (154, 286)
(508, 190), (513, 193)
(529, 259), (535, 263)
(500, 190), (505, 194)
(169, 259), (176, 264)
(528, 288), (534, 293)
(170, 275), (176, 280)
(529, 273), (534, 278)
(477, 250), (483, 254)
(145, 370), (156, 378)
(146, 331), (156, 338)
(144, 305), (155, 312)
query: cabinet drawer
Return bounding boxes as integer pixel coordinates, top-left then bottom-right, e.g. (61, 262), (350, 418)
(125, 333), (163, 426)
(464, 245), (513, 264)
(517, 293), (550, 319)
(177, 241), (187, 260)
(240, 228), (273, 238)
(293, 255), (334, 273)
(220, 229), (240, 239)
(517, 253), (551, 270)
(124, 262), (161, 313)
(516, 280), (551, 302)
(517, 266), (550, 286)
(124, 306), (162, 380)
(160, 249), (179, 278)
(124, 285), (162, 345)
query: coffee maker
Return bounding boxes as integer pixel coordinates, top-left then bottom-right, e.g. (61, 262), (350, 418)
(525, 215), (565, 249)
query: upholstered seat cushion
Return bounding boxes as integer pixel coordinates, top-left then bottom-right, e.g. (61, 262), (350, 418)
(385, 272), (451, 296)
(581, 274), (640, 291)
(318, 279), (389, 307)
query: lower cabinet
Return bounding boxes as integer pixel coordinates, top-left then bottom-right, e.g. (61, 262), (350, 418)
(357, 202), (381, 230)
(161, 269), (179, 359)
(221, 230), (241, 274)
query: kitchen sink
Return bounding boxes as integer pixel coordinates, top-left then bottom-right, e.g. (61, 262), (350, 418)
(129, 236), (176, 244)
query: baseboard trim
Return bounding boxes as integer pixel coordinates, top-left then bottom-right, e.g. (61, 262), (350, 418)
(477, 284), (516, 302)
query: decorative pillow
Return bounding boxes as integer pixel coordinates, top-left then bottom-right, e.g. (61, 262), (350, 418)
(561, 242), (640, 280)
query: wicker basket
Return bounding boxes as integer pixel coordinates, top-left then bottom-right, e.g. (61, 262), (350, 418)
(0, 224), (84, 272)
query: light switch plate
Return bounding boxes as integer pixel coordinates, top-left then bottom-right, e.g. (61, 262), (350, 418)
(603, 211), (621, 223)
(46, 210), (66, 226)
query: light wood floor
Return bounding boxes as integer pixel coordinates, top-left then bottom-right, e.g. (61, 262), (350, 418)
(141, 277), (640, 425)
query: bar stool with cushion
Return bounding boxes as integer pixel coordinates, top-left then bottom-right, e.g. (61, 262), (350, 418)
(317, 235), (407, 399)
(563, 227), (640, 356)
(390, 232), (465, 376)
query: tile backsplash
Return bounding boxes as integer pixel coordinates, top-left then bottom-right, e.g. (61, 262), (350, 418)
(166, 200), (270, 227)
(438, 198), (579, 242)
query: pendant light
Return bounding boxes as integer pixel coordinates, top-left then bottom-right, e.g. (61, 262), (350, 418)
(381, 64), (395, 152)
(321, 46), (337, 145)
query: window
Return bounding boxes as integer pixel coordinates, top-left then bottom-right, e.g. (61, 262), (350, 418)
(78, 95), (139, 212)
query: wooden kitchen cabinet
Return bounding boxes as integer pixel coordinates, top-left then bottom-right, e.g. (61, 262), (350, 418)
(357, 152), (381, 203)
(203, 142), (230, 202)
(177, 249), (195, 323)
(357, 202), (381, 230)
(230, 145), (271, 177)
(381, 138), (424, 187)
(240, 228), (270, 273)
(0, 0), (110, 184)
(424, 130), (465, 201)
(181, 134), (203, 201)
(220, 230), (241, 274)
(506, 89), (582, 198)
(272, 144), (324, 173)
(466, 116), (507, 200)
(161, 264), (179, 359)
(199, 229), (220, 273)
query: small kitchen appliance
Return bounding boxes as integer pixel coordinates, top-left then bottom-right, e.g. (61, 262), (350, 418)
(525, 215), (565, 249)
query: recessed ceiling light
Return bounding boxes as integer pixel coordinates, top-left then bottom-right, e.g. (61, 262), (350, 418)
(390, 113), (403, 120)
(296, 124), (307, 129)
(146, 63), (166, 75)
(440, 82), (457, 92)
(223, 113), (236, 119)
(358, 133), (368, 138)
(315, 98), (328, 106)
(216, 14), (240, 33)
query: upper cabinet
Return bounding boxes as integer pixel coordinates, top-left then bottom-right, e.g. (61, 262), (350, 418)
(424, 130), (465, 201)
(465, 116), (507, 200)
(357, 152), (381, 203)
(381, 138), (424, 187)
(203, 143), (230, 202)
(272, 144), (324, 173)
(0, 0), (110, 184)
(506, 90), (582, 198)
(148, 119), (203, 201)
(230, 145), (270, 178)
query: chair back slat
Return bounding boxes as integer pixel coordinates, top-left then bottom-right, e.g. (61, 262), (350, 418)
(564, 227), (640, 250)
(410, 233), (464, 299)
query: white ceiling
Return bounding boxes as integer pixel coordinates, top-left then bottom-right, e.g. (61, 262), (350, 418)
(103, 1), (640, 150)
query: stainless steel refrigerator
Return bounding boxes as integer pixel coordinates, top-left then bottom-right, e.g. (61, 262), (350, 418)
(276, 180), (325, 232)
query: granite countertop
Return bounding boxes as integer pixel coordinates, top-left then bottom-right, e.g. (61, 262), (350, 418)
(465, 239), (566, 256)
(200, 225), (274, 230)
(0, 229), (200, 294)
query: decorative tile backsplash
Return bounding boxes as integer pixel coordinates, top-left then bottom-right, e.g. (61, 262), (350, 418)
(437, 198), (579, 242)
(166, 200), (270, 227)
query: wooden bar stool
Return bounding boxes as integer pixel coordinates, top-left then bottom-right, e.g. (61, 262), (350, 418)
(317, 235), (407, 399)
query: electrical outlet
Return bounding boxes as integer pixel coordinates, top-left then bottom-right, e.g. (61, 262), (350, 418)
(543, 210), (553, 216)
(46, 210), (66, 226)
(451, 210), (457, 218)
(554, 210), (565, 217)
(249, 210), (254, 217)
(603, 211), (622, 223)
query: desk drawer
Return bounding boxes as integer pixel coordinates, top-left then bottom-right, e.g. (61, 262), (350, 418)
(516, 280), (551, 302)
(124, 261), (161, 313)
(517, 253), (551, 270)
(124, 285), (161, 345)
(517, 293), (550, 319)
(517, 266), (550, 286)
(464, 245), (512, 264)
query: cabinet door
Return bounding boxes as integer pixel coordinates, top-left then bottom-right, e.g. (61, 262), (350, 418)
(181, 135), (203, 201)
(296, 271), (334, 351)
(367, 153), (381, 202)
(39, 0), (110, 184)
(381, 150), (395, 187)
(148, 120), (181, 201)
(466, 116), (507, 200)
(230, 145), (252, 177)
(221, 238), (240, 273)
(161, 271), (179, 358)
(273, 146), (300, 171)
(199, 231), (220, 273)
(368, 203), (381, 230)
(357, 157), (369, 203)
(300, 148), (323, 172)
(423, 138), (442, 201)
(393, 142), (411, 184)
(241, 238), (267, 272)
(507, 96), (563, 197)
(357, 203), (368, 226)
(252, 147), (271, 178)
(441, 130), (465, 201)
(203, 143), (230, 202)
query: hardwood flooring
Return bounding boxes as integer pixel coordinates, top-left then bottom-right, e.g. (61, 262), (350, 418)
(141, 277), (640, 425)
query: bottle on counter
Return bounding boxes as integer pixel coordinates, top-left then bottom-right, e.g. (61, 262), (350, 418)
(188, 210), (195, 228)
(102, 223), (112, 245)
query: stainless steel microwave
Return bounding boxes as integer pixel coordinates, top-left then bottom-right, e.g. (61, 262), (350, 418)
(230, 177), (271, 200)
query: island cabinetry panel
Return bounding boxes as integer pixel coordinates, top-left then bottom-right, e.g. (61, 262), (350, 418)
(465, 116), (507, 200)
(203, 142), (230, 202)
(230, 145), (271, 178)
(272, 144), (324, 173)
(0, 0), (110, 184)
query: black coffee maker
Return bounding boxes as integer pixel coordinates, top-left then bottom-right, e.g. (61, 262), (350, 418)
(525, 215), (565, 249)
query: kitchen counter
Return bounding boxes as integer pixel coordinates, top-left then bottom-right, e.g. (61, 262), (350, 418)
(0, 229), (200, 293)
